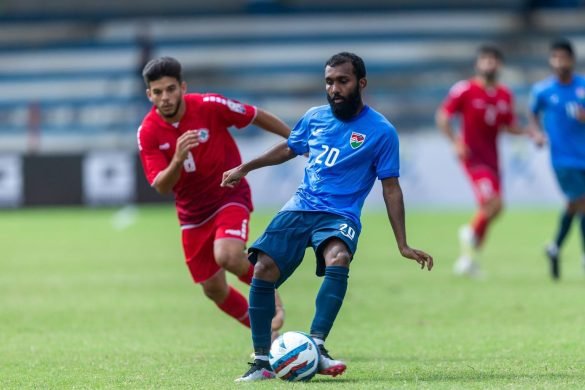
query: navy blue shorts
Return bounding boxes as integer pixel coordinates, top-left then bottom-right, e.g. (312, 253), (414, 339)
(248, 211), (360, 288)
(553, 167), (585, 201)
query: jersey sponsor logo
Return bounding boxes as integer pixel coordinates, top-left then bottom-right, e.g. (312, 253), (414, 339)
(311, 128), (325, 136)
(550, 94), (559, 105)
(349, 132), (366, 149)
(198, 129), (210, 143)
(158, 142), (170, 150)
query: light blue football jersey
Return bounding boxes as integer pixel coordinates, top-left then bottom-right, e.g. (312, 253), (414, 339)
(530, 74), (585, 169)
(283, 104), (400, 229)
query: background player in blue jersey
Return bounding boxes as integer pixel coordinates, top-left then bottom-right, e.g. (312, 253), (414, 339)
(529, 39), (585, 280)
(221, 52), (434, 382)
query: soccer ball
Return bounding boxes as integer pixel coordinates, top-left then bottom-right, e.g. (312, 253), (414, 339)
(269, 331), (320, 381)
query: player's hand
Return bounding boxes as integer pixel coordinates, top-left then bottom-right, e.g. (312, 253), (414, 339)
(399, 246), (433, 271)
(174, 130), (200, 162)
(531, 129), (547, 148)
(454, 141), (470, 160)
(221, 165), (248, 188)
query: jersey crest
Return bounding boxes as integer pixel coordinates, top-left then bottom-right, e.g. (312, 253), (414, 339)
(198, 129), (210, 143)
(350, 132), (366, 149)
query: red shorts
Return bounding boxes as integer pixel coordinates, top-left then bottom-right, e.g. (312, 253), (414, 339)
(181, 204), (250, 284)
(463, 164), (501, 205)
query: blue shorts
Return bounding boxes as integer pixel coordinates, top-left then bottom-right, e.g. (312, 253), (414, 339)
(553, 167), (585, 201)
(248, 211), (360, 288)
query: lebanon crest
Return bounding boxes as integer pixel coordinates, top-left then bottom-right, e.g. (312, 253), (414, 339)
(349, 132), (366, 149)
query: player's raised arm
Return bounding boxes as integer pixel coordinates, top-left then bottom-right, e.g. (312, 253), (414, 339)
(381, 177), (433, 271)
(253, 108), (291, 138)
(221, 140), (296, 188)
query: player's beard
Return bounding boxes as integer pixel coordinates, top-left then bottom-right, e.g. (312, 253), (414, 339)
(159, 97), (183, 119)
(482, 70), (498, 84)
(327, 86), (363, 121)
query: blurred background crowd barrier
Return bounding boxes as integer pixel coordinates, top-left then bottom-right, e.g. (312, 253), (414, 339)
(0, 0), (583, 208)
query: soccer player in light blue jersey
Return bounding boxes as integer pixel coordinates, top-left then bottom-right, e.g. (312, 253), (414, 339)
(529, 39), (585, 280)
(222, 52), (434, 382)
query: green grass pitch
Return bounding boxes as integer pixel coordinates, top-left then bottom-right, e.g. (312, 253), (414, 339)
(1, 205), (585, 389)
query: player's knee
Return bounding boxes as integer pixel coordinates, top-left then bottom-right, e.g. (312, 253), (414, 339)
(214, 246), (246, 272)
(253, 255), (280, 282)
(484, 197), (503, 219)
(491, 199), (503, 218)
(326, 250), (351, 267)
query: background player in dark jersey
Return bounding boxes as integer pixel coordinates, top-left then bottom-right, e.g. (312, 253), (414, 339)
(436, 44), (527, 277)
(137, 57), (288, 337)
(222, 52), (433, 382)
(529, 39), (585, 279)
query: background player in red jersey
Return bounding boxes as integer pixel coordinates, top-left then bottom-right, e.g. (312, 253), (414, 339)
(137, 57), (289, 335)
(436, 45), (527, 277)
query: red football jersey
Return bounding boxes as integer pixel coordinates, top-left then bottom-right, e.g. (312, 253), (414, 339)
(441, 79), (516, 172)
(138, 93), (256, 226)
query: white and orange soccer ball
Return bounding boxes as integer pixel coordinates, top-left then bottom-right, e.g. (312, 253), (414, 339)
(269, 331), (320, 381)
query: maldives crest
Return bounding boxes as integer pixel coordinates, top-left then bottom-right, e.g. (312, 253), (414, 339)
(349, 131), (366, 149)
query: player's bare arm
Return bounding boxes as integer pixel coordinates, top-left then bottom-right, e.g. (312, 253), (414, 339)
(152, 130), (200, 194)
(253, 108), (291, 138)
(381, 177), (434, 271)
(221, 140), (296, 188)
(435, 108), (469, 160)
(526, 112), (547, 147)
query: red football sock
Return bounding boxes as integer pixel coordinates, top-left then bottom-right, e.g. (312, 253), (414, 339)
(238, 263), (254, 286)
(217, 286), (250, 328)
(471, 210), (490, 248)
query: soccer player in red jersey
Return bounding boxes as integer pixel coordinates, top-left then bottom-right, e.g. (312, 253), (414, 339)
(436, 45), (526, 276)
(137, 57), (289, 334)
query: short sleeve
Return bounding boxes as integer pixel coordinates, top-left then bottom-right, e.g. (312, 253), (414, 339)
(202, 94), (257, 129)
(137, 125), (169, 185)
(287, 111), (311, 155)
(374, 127), (400, 180)
(442, 80), (469, 117)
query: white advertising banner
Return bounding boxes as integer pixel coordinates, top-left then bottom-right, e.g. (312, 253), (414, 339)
(0, 154), (23, 207)
(83, 151), (135, 206)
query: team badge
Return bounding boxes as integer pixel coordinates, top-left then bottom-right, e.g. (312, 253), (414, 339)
(198, 129), (210, 143)
(349, 132), (366, 149)
(577, 87), (585, 100)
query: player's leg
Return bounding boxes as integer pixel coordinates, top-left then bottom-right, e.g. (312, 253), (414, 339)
(212, 206), (285, 335)
(311, 237), (351, 377)
(455, 166), (501, 276)
(308, 214), (360, 377)
(235, 252), (281, 382)
(546, 205), (574, 279)
(236, 211), (309, 382)
(547, 168), (585, 278)
(182, 223), (250, 327)
(199, 269), (250, 327)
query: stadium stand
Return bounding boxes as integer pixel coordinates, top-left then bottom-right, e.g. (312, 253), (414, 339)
(0, 1), (584, 153)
